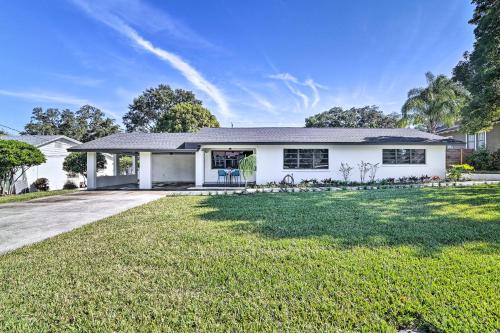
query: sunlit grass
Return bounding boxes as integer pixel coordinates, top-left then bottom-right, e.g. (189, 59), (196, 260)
(0, 189), (77, 204)
(0, 185), (498, 332)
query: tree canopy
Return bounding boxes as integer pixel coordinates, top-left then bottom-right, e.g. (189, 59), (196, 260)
(401, 72), (469, 133)
(0, 140), (46, 194)
(123, 84), (219, 133)
(156, 102), (219, 133)
(305, 106), (400, 128)
(452, 0), (499, 132)
(63, 152), (107, 182)
(24, 105), (120, 142)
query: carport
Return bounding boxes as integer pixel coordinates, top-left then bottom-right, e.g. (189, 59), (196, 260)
(68, 133), (198, 190)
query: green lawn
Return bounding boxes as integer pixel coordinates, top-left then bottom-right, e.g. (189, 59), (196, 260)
(0, 190), (77, 204)
(0, 186), (499, 332)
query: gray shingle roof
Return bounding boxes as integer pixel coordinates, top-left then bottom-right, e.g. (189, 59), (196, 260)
(191, 127), (459, 144)
(68, 132), (198, 152)
(68, 127), (461, 152)
(0, 135), (80, 147)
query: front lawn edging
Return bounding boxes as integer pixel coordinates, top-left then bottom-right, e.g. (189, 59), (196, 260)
(166, 181), (500, 196)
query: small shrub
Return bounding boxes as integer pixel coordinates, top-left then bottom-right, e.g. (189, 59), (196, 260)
(491, 149), (500, 170)
(63, 181), (78, 190)
(397, 176), (409, 183)
(357, 161), (370, 183)
(466, 148), (493, 170)
(33, 178), (49, 191)
(419, 175), (431, 182)
(321, 178), (334, 185)
(447, 164), (474, 181)
(408, 176), (419, 183)
(299, 179), (318, 187)
(367, 163), (380, 182)
(339, 163), (353, 181)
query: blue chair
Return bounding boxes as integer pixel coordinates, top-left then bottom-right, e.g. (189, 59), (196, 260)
(231, 169), (241, 185)
(217, 169), (228, 185)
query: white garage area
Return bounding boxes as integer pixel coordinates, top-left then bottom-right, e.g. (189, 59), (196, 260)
(87, 151), (196, 190)
(152, 153), (195, 183)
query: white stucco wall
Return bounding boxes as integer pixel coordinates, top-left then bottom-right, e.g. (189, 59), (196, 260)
(152, 153), (195, 183)
(255, 144), (446, 184)
(198, 144), (446, 185)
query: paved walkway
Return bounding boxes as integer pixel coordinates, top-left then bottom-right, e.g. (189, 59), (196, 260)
(0, 191), (167, 254)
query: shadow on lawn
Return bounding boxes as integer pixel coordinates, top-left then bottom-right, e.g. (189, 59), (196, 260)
(199, 186), (500, 255)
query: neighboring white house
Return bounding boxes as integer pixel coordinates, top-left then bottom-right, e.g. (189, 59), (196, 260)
(68, 127), (461, 190)
(1, 135), (116, 192)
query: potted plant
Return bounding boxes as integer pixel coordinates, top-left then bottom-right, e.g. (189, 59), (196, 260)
(239, 154), (256, 187)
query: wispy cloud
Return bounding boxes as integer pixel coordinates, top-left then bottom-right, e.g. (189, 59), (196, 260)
(235, 83), (276, 114)
(268, 72), (326, 109)
(269, 73), (309, 108)
(50, 73), (104, 87)
(71, 0), (232, 118)
(0, 89), (120, 118)
(304, 79), (327, 108)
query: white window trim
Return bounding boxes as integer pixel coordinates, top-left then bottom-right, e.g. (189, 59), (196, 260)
(466, 133), (476, 150)
(282, 148), (330, 171)
(477, 131), (487, 149)
(381, 148), (427, 166)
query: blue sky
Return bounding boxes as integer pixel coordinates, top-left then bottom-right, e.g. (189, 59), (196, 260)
(0, 0), (475, 132)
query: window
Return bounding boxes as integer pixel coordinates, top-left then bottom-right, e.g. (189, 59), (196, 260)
(283, 149), (329, 169)
(466, 134), (476, 149)
(211, 151), (253, 169)
(382, 149), (426, 165)
(477, 132), (486, 149)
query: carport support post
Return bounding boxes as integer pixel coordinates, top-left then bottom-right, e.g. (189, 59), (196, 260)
(112, 154), (120, 176)
(139, 152), (152, 190)
(195, 149), (204, 187)
(87, 152), (97, 190)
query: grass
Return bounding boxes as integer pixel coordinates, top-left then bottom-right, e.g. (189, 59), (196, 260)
(0, 189), (77, 204)
(0, 185), (499, 332)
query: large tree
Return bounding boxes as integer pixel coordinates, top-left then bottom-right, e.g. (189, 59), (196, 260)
(401, 72), (469, 133)
(123, 84), (210, 132)
(452, 0), (499, 132)
(23, 105), (120, 142)
(0, 140), (46, 194)
(24, 107), (62, 135)
(305, 106), (400, 128)
(76, 105), (120, 142)
(156, 102), (219, 133)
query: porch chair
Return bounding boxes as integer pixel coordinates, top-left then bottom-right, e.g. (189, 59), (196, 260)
(217, 169), (228, 185)
(231, 169), (241, 185)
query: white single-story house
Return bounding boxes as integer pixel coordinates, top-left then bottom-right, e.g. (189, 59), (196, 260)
(1, 135), (116, 192)
(68, 127), (460, 190)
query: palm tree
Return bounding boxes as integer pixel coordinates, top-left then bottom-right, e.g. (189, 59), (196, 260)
(401, 72), (469, 133)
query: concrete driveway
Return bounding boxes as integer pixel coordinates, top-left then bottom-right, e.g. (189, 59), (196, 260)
(0, 191), (168, 254)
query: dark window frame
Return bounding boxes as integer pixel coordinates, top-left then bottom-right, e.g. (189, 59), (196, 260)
(283, 149), (329, 169)
(382, 149), (426, 165)
(211, 150), (253, 169)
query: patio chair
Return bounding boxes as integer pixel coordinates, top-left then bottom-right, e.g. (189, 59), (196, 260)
(231, 169), (241, 185)
(217, 169), (228, 185)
